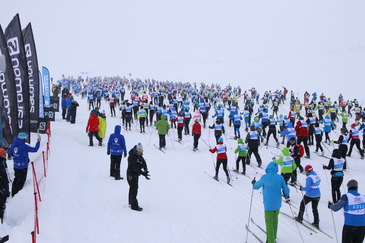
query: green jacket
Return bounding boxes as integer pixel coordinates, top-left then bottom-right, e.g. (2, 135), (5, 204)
(234, 139), (249, 157)
(154, 114), (170, 135)
(276, 147), (296, 173)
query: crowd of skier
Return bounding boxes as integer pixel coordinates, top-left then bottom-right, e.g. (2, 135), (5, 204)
(52, 75), (365, 243)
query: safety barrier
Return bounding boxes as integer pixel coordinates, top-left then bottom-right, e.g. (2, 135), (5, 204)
(31, 121), (51, 243)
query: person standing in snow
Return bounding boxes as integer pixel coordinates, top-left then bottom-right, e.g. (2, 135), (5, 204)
(191, 119), (202, 151)
(288, 137), (303, 185)
(246, 125), (262, 167)
(252, 162), (290, 243)
(127, 143), (150, 211)
(154, 114), (170, 149)
(209, 119), (225, 144)
(295, 165), (321, 229)
(86, 113), (102, 147)
(275, 147), (296, 185)
(333, 127), (349, 160)
(69, 95), (79, 124)
(209, 137), (230, 184)
(98, 110), (107, 143)
(323, 149), (346, 203)
(0, 148), (9, 223)
(233, 139), (249, 175)
(107, 125), (127, 180)
(295, 116), (310, 158)
(347, 123), (364, 159)
(9, 133), (41, 197)
(328, 179), (365, 243)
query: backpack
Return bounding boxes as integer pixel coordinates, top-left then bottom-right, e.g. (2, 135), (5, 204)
(296, 144), (305, 157)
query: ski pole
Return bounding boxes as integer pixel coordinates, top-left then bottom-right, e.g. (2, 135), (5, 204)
(245, 177), (255, 243)
(288, 200), (305, 243)
(168, 131), (175, 151)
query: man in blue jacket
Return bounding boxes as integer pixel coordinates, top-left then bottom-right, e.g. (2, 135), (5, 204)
(329, 179), (365, 243)
(9, 133), (41, 197)
(252, 162), (290, 243)
(295, 164), (321, 228)
(107, 125), (127, 180)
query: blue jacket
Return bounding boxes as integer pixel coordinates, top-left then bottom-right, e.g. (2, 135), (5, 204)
(330, 190), (365, 226)
(253, 162), (290, 211)
(9, 138), (40, 169)
(61, 96), (67, 109)
(301, 171), (321, 197)
(107, 125), (127, 156)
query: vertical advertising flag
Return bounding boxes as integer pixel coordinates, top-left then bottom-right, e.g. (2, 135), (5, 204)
(38, 71), (44, 118)
(4, 14), (31, 139)
(23, 23), (40, 133)
(42, 66), (50, 108)
(0, 25), (17, 145)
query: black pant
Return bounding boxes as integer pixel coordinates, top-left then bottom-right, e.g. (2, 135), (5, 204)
(331, 176), (343, 203)
(236, 156), (247, 173)
(215, 159), (229, 177)
(281, 173), (292, 184)
(298, 195), (320, 224)
(12, 168), (28, 197)
(342, 224), (365, 243)
(139, 117), (146, 132)
(128, 175), (139, 209)
(0, 195), (7, 223)
(62, 108), (67, 119)
(315, 134), (323, 152)
(248, 147), (262, 166)
(110, 155), (122, 179)
(88, 131), (102, 146)
(159, 134), (166, 149)
(193, 134), (201, 149)
(177, 126), (183, 140)
(297, 136), (310, 157)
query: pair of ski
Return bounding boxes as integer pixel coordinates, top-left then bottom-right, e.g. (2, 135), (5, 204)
(154, 144), (166, 153)
(280, 211), (333, 239)
(245, 218), (265, 243)
(230, 168), (253, 180)
(187, 145), (201, 153)
(205, 171), (232, 186)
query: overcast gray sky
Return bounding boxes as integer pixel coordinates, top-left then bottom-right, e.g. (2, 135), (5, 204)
(1, 0), (365, 100)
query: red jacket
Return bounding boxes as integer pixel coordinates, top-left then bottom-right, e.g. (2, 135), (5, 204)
(209, 142), (227, 159)
(86, 114), (100, 132)
(192, 122), (202, 135)
(295, 120), (309, 137)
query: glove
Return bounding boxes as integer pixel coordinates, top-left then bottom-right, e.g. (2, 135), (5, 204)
(123, 154), (127, 158)
(299, 186), (303, 191)
(86, 130), (88, 133)
(322, 165), (327, 170)
(284, 196), (290, 203)
(251, 179), (256, 185)
(144, 174), (150, 180)
(328, 201), (333, 209)
(107, 151), (110, 155)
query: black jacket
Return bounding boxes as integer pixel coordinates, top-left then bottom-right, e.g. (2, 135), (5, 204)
(127, 146), (148, 177)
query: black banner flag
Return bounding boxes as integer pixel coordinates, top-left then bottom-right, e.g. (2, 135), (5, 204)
(23, 23), (40, 133)
(5, 14), (31, 140)
(0, 25), (17, 145)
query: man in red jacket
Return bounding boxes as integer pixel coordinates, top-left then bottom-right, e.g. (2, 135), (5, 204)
(86, 113), (103, 146)
(192, 119), (202, 151)
(209, 137), (230, 184)
(295, 116), (310, 158)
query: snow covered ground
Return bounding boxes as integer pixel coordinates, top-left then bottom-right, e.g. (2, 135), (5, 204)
(0, 93), (364, 243)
